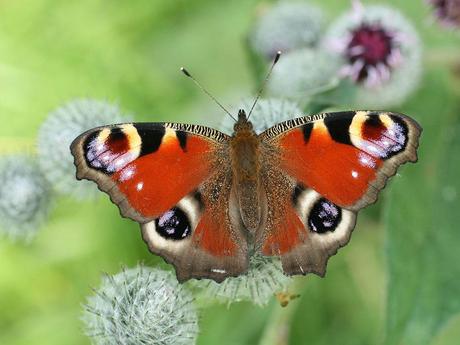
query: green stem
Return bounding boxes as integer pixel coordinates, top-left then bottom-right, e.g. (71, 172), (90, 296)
(258, 278), (306, 345)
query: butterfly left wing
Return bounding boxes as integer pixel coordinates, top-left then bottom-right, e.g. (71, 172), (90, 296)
(257, 111), (421, 276)
(71, 122), (248, 282)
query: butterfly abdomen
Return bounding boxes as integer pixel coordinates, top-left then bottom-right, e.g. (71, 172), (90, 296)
(230, 122), (262, 232)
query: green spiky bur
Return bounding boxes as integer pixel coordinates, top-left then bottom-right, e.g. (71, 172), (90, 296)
(0, 155), (51, 241)
(266, 48), (341, 102)
(190, 255), (292, 307)
(221, 98), (302, 135)
(249, 1), (324, 59)
(82, 266), (199, 345)
(37, 99), (131, 199)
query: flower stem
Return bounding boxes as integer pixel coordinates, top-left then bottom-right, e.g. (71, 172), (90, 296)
(258, 278), (306, 345)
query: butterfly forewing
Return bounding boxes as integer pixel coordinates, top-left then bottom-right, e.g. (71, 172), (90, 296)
(261, 111), (421, 210)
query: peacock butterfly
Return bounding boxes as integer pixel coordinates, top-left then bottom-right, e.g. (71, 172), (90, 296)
(70, 57), (421, 283)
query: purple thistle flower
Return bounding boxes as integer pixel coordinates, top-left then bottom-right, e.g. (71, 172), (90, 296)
(428, 0), (460, 28)
(341, 22), (402, 88)
(324, 1), (422, 107)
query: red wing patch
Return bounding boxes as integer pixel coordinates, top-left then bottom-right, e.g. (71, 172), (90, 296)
(270, 111), (421, 209)
(257, 169), (307, 256)
(279, 121), (382, 207)
(191, 173), (239, 257)
(139, 172), (249, 282)
(256, 165), (358, 277)
(113, 134), (214, 218)
(71, 123), (227, 221)
(193, 207), (237, 256)
(261, 204), (305, 255)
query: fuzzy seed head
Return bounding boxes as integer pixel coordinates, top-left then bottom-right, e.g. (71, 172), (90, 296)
(37, 99), (131, 199)
(0, 155), (51, 241)
(266, 48), (341, 100)
(82, 266), (199, 345)
(191, 255), (292, 307)
(221, 98), (302, 135)
(249, 1), (324, 59)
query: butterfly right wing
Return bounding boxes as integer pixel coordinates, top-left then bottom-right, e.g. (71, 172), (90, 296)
(256, 111), (421, 276)
(71, 122), (248, 282)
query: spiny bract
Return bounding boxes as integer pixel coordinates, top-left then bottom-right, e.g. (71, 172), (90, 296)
(82, 266), (199, 345)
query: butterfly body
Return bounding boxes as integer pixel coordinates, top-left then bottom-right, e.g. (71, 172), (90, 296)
(71, 110), (421, 282)
(230, 110), (263, 232)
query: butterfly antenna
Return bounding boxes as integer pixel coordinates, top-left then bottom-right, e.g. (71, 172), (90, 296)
(247, 51), (281, 120)
(181, 67), (237, 122)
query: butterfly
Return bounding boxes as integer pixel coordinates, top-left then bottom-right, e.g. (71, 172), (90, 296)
(70, 107), (421, 282)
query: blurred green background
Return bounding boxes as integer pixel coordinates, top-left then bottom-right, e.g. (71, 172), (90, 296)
(1, 0), (460, 344)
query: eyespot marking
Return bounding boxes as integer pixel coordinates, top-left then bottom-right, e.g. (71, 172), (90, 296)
(83, 126), (140, 174)
(308, 198), (342, 234)
(349, 113), (410, 160)
(105, 127), (129, 153)
(362, 115), (385, 140)
(155, 207), (191, 240)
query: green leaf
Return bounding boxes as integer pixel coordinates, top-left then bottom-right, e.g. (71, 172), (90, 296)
(198, 302), (271, 345)
(311, 79), (357, 104)
(384, 68), (460, 345)
(307, 79), (358, 114)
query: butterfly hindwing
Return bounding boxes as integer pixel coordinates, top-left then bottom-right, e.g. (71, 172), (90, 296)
(256, 153), (357, 276)
(141, 170), (249, 282)
(258, 111), (421, 275)
(71, 122), (248, 282)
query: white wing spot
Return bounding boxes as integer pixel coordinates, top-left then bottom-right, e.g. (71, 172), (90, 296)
(119, 166), (135, 182)
(351, 170), (358, 178)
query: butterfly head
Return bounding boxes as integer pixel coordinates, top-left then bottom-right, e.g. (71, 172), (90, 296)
(233, 109), (254, 133)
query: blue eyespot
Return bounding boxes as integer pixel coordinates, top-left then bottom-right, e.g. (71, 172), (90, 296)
(308, 198), (342, 233)
(155, 207), (191, 240)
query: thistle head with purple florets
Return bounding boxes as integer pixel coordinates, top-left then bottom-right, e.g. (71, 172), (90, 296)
(324, 1), (422, 107)
(427, 0), (460, 28)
